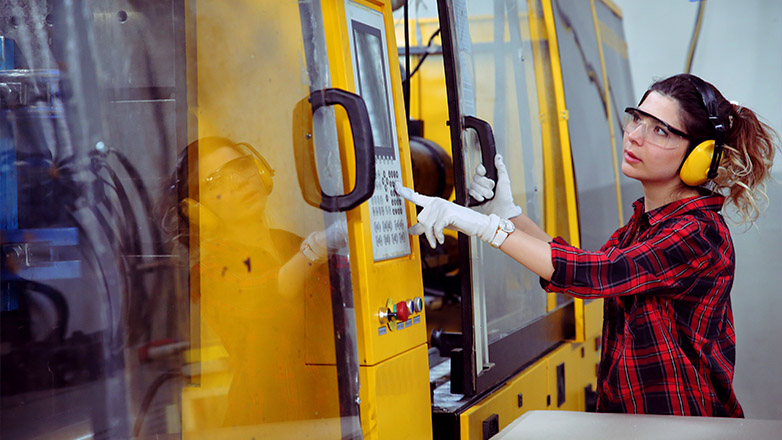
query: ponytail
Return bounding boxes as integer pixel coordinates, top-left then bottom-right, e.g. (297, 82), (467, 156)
(645, 74), (780, 225)
(713, 103), (779, 224)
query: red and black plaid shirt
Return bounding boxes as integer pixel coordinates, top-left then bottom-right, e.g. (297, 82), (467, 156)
(544, 194), (743, 417)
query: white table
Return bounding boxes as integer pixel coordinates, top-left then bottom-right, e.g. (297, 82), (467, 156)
(494, 410), (782, 440)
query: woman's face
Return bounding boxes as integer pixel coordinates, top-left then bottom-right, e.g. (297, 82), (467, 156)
(199, 145), (269, 222)
(621, 91), (690, 186)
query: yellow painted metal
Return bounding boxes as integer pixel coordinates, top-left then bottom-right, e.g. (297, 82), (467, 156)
(184, 0), (429, 438)
(537, 0), (580, 250)
(185, 0), (347, 433)
(598, 20), (629, 60)
(459, 358), (549, 440)
(599, 0), (624, 19)
(584, 299), (605, 390)
(590, 0), (624, 225)
(537, 0), (584, 339)
(546, 343), (587, 412)
(528, 2), (566, 312)
(182, 345), (432, 440)
(360, 344), (433, 440)
(311, 0), (428, 367)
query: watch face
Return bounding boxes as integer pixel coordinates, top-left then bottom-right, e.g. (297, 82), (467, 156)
(501, 219), (515, 234)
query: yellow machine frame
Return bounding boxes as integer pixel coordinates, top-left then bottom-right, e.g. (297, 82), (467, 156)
(396, 0), (628, 437)
(184, 0), (432, 438)
(182, 0), (627, 437)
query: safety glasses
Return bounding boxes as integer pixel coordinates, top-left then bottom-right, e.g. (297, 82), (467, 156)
(202, 155), (261, 191)
(622, 107), (690, 150)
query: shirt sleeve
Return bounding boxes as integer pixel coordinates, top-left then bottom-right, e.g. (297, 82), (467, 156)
(544, 217), (716, 299)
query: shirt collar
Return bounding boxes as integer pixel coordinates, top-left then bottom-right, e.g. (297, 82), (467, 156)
(631, 193), (725, 226)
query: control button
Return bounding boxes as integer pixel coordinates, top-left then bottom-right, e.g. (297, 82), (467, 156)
(396, 301), (410, 322)
(383, 298), (397, 331)
(378, 307), (391, 325)
(413, 297), (424, 313)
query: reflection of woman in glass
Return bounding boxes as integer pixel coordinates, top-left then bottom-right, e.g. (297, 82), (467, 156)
(397, 74), (779, 416)
(171, 137), (341, 426)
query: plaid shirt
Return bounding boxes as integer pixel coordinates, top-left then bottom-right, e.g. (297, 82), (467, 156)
(544, 194), (743, 417)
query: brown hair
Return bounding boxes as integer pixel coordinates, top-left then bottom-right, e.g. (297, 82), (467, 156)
(642, 74), (779, 224)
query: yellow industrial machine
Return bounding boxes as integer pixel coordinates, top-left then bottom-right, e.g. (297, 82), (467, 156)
(182, 0), (431, 438)
(0, 0), (634, 439)
(394, 0), (635, 438)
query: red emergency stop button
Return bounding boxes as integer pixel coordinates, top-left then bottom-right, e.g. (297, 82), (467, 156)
(396, 300), (410, 321)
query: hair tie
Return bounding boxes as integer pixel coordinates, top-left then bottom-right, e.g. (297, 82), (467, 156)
(728, 100), (742, 128)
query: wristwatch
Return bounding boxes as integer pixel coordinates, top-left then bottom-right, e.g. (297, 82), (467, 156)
(490, 218), (515, 248)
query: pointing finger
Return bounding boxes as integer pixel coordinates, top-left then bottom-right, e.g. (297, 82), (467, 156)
(395, 182), (431, 207)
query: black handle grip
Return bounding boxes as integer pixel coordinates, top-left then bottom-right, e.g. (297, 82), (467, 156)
(293, 88), (376, 212)
(463, 115), (497, 207)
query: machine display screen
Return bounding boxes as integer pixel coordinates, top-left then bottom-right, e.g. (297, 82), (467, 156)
(346, 2), (410, 262)
(352, 21), (395, 160)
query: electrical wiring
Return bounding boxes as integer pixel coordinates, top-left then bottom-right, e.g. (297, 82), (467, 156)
(67, 207), (122, 351)
(104, 149), (171, 338)
(132, 370), (183, 437)
(402, 27), (442, 87)
(19, 278), (70, 343)
(90, 153), (162, 343)
(404, 0), (411, 119)
(552, 0), (609, 117)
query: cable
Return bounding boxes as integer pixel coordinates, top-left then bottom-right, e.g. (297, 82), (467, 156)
(19, 279), (70, 343)
(404, 0), (411, 121)
(132, 370), (182, 437)
(402, 28), (442, 86)
(552, 0), (608, 117)
(684, 0), (707, 73)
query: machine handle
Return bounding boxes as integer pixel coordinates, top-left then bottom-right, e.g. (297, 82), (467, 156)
(463, 115), (497, 207)
(293, 88), (376, 212)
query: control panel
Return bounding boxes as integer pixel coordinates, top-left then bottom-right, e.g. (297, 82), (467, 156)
(345, 0), (410, 262)
(378, 296), (424, 335)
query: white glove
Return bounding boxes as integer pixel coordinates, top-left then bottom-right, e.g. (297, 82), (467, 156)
(395, 183), (501, 249)
(300, 221), (349, 263)
(468, 154), (522, 219)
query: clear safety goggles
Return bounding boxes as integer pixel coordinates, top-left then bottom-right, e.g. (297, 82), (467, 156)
(202, 155), (261, 191)
(622, 107), (690, 150)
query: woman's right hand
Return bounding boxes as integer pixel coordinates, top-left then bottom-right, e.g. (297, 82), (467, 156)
(468, 154), (522, 219)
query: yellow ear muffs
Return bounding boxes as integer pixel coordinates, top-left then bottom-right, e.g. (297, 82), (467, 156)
(680, 139), (715, 187)
(180, 198), (220, 232)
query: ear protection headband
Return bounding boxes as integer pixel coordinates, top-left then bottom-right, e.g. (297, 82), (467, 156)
(679, 76), (726, 186)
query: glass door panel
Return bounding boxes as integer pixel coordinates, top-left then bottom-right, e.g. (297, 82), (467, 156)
(595, 0), (640, 222)
(437, 0), (574, 396)
(0, 0), (363, 438)
(186, 0), (363, 437)
(549, 0), (621, 251)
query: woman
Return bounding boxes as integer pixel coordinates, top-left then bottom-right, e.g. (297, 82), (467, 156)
(396, 74), (778, 416)
(168, 137), (345, 426)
